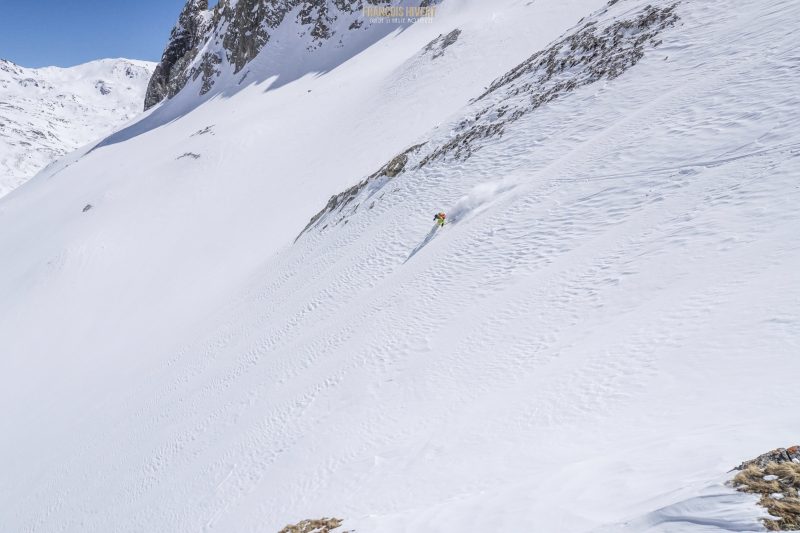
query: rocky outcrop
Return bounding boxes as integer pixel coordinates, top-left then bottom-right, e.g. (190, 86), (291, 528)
(296, 143), (425, 240)
(277, 517), (350, 532)
(733, 446), (800, 531)
(295, 1), (682, 241)
(217, 0), (271, 73)
(418, 2), (679, 165)
(144, 0), (209, 110)
(737, 446), (800, 470)
(423, 28), (461, 59)
(144, 0), (396, 109)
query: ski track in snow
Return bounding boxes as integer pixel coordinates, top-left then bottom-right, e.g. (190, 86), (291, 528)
(1, 0), (800, 532)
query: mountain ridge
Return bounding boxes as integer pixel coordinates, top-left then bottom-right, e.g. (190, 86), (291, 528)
(0, 57), (155, 197)
(1, 0), (799, 531)
(142, 0), (439, 110)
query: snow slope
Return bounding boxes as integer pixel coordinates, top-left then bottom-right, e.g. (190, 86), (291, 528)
(1, 0), (799, 532)
(0, 58), (154, 197)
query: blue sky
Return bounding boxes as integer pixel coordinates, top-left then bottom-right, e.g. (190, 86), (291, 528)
(0, 0), (216, 68)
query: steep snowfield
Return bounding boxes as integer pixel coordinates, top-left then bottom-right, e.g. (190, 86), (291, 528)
(1, 0), (799, 532)
(0, 58), (154, 197)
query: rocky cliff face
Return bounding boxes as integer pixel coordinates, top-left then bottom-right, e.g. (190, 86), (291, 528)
(144, 0), (210, 110)
(144, 0), (395, 110)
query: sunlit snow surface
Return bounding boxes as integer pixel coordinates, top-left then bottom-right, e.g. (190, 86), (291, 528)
(1, 0), (798, 532)
(0, 58), (154, 197)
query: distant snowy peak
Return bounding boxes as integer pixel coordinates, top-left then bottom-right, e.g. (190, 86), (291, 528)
(0, 58), (154, 197)
(145, 0), (432, 109)
(0, 58), (153, 97)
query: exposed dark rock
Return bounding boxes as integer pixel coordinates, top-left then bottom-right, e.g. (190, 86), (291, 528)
(218, 0), (270, 72)
(144, 0), (209, 110)
(191, 125), (215, 136)
(423, 28), (461, 59)
(418, 3), (679, 166)
(733, 447), (800, 531)
(95, 81), (111, 95)
(737, 446), (800, 470)
(277, 517), (351, 533)
(18, 78), (40, 88)
(296, 143), (425, 240)
(384, 152), (410, 177)
(82, 204), (93, 212)
(145, 0), (395, 109)
(178, 152), (201, 160)
(0, 59), (23, 76)
(195, 51), (223, 95)
(296, 2), (680, 241)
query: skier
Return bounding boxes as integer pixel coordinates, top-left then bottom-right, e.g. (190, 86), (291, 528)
(433, 212), (446, 227)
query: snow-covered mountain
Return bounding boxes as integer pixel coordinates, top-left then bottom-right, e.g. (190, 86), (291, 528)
(143, 0), (401, 110)
(0, 58), (154, 197)
(1, 0), (799, 532)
